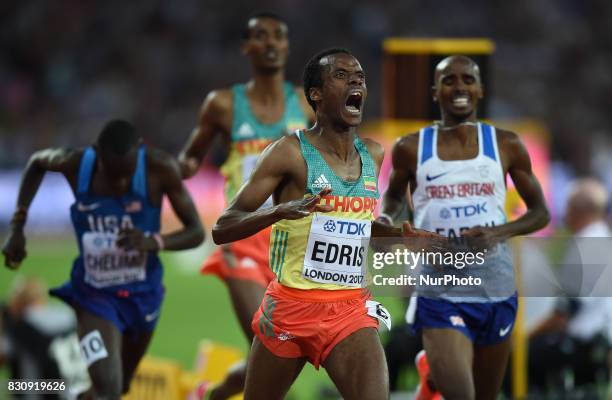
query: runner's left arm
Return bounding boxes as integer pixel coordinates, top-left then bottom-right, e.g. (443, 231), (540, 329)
(463, 131), (550, 242)
(158, 155), (205, 250)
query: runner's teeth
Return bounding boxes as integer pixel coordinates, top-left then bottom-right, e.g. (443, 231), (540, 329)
(346, 93), (362, 111)
(346, 105), (360, 114)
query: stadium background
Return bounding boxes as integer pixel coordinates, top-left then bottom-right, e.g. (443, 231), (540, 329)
(1, 1), (612, 398)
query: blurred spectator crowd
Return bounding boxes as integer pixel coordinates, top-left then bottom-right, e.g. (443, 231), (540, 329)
(0, 0), (611, 182)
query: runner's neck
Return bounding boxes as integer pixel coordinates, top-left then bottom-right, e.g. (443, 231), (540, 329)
(307, 125), (357, 163)
(435, 120), (478, 130)
(436, 119), (479, 144)
(246, 73), (285, 104)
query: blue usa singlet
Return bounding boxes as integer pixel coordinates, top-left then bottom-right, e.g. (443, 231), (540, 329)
(68, 146), (163, 293)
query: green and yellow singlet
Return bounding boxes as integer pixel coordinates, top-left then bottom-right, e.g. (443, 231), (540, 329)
(220, 83), (308, 204)
(270, 130), (380, 290)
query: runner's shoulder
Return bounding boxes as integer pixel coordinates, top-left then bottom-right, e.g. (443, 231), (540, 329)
(360, 137), (384, 166)
(494, 127), (520, 146)
(494, 127), (524, 155)
(60, 146), (85, 161)
(395, 132), (419, 153)
(203, 88), (233, 113)
(146, 147), (181, 179)
(392, 132), (419, 166)
(35, 147), (83, 171)
(259, 133), (303, 170)
(267, 132), (302, 156)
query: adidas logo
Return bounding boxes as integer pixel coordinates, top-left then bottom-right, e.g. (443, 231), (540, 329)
(312, 174), (332, 190)
(236, 122), (254, 138)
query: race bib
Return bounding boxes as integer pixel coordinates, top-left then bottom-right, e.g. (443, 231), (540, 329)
(80, 330), (108, 367)
(82, 231), (147, 288)
(366, 300), (392, 330)
(242, 155), (272, 208)
(302, 214), (371, 287)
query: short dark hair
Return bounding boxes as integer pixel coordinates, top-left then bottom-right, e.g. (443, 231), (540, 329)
(242, 12), (286, 40)
(302, 48), (352, 112)
(96, 120), (138, 156)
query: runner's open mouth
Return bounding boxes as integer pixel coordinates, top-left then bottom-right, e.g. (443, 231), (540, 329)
(345, 92), (362, 114)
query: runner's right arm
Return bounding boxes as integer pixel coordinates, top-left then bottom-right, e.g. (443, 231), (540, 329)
(212, 136), (331, 244)
(376, 135), (446, 250)
(2, 148), (80, 268)
(380, 134), (418, 225)
(178, 90), (231, 178)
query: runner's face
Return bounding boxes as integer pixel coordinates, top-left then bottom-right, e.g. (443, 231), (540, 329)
(318, 54), (366, 127)
(243, 18), (289, 71)
(434, 60), (483, 120)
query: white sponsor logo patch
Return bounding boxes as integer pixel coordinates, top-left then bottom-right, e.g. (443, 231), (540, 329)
(450, 315), (466, 327)
(236, 122), (255, 138)
(77, 202), (101, 212)
(278, 331), (295, 341)
(366, 300), (392, 330)
(145, 309), (160, 323)
(499, 323), (513, 337)
(239, 257), (257, 269)
(125, 200), (142, 213)
(312, 174), (332, 190)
